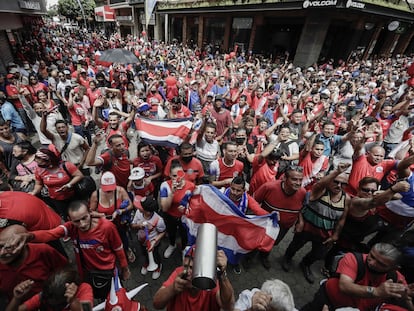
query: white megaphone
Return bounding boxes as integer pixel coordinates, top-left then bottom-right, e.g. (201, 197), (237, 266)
(147, 249), (158, 272)
(143, 221), (158, 272)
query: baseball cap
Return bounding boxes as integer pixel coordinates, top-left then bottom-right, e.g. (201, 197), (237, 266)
(214, 95), (223, 102)
(63, 70), (71, 75)
(101, 171), (117, 192)
(207, 91), (214, 98)
(320, 89), (331, 97)
(190, 80), (198, 85)
(9, 68), (18, 74)
(6, 74), (14, 79)
(137, 102), (150, 113)
(129, 167), (145, 180)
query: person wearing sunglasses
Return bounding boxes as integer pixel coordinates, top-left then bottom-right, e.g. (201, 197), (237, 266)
(325, 177), (409, 273)
(281, 163), (351, 284)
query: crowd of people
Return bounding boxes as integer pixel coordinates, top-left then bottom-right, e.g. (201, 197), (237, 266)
(0, 21), (414, 311)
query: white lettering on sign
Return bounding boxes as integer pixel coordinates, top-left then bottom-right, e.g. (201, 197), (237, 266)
(303, 0), (337, 8)
(18, 1), (41, 10)
(346, 0), (365, 8)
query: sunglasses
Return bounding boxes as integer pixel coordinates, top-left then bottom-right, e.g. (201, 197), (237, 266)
(360, 188), (376, 194)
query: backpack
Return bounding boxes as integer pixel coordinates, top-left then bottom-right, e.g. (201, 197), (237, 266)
(330, 252), (398, 282)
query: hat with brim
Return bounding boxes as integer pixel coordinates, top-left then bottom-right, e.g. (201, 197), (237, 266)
(101, 171), (117, 192)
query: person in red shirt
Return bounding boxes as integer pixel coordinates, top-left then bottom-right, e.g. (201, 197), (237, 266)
(86, 80), (101, 106)
(132, 142), (163, 189)
(153, 247), (234, 311)
(249, 142), (280, 194)
(164, 142), (205, 184)
(8, 267), (93, 311)
(209, 142), (244, 189)
(0, 225), (68, 302)
(209, 96), (232, 142)
(254, 166), (306, 269)
(160, 160), (196, 259)
(128, 166), (155, 197)
(93, 97), (134, 149)
(86, 133), (131, 189)
(9, 200), (130, 300)
(302, 243), (411, 311)
(27, 74), (48, 104)
(347, 143), (398, 195)
(30, 147), (84, 219)
(0, 192), (61, 231)
(329, 103), (347, 134)
(167, 96), (191, 119)
(299, 140), (329, 190)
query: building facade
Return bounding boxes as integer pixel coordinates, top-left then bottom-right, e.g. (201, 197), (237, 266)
(153, 0), (414, 66)
(0, 0), (46, 73)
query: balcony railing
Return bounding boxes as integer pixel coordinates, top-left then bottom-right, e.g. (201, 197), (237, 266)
(116, 15), (133, 21)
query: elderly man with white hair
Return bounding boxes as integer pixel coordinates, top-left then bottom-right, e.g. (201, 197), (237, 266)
(234, 279), (296, 311)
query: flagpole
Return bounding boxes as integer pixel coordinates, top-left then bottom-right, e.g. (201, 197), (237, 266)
(75, 0), (88, 30)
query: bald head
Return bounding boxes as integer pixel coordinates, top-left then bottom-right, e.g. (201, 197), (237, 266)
(0, 225), (28, 265)
(367, 145), (385, 165)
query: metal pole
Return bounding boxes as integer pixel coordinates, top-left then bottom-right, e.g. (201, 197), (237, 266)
(75, 0), (88, 30)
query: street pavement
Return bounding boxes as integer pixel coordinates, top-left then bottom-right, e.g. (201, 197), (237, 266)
(121, 230), (322, 311)
(32, 132), (323, 310)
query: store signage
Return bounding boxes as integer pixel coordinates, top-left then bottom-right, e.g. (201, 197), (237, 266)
(18, 0), (41, 10)
(345, 0), (365, 9)
(303, 0), (337, 8)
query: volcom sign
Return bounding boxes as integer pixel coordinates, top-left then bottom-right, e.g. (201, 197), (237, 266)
(346, 0), (365, 9)
(303, 0), (337, 8)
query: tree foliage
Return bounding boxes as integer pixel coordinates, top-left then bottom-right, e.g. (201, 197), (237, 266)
(58, 0), (96, 20)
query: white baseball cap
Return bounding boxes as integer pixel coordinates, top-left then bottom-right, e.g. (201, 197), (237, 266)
(129, 167), (145, 180)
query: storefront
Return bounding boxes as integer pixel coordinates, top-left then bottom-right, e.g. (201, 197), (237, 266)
(0, 0), (46, 73)
(157, 0), (414, 66)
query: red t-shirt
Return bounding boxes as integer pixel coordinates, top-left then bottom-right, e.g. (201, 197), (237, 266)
(0, 192), (61, 230)
(6, 84), (26, 108)
(87, 88), (101, 106)
(33, 218), (128, 274)
(347, 155), (397, 195)
(28, 83), (48, 103)
(209, 158), (244, 188)
(0, 243), (68, 300)
(68, 102), (87, 126)
(249, 156), (277, 194)
(23, 283), (93, 311)
(254, 180), (306, 228)
(98, 151), (131, 189)
(133, 155), (163, 178)
(163, 266), (220, 311)
(159, 180), (196, 217)
(164, 157), (205, 184)
(35, 162), (78, 200)
(325, 253), (406, 311)
(102, 121), (129, 149)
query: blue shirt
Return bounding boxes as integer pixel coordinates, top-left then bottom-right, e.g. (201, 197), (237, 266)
(317, 133), (343, 156)
(1, 101), (25, 130)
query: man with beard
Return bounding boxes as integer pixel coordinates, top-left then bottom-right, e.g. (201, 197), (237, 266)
(301, 243), (414, 311)
(164, 142), (205, 184)
(0, 225), (67, 302)
(254, 166), (306, 269)
(7, 200), (131, 300)
(86, 133), (131, 189)
(93, 97), (134, 149)
(40, 116), (89, 175)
